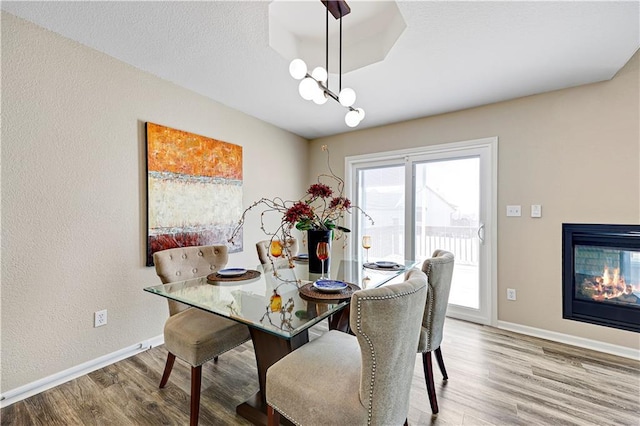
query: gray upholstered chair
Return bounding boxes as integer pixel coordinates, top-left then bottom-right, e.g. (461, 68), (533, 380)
(153, 245), (251, 426)
(265, 268), (428, 426)
(256, 238), (298, 266)
(419, 249), (455, 414)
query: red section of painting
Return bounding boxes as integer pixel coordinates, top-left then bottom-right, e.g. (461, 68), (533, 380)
(147, 228), (243, 266)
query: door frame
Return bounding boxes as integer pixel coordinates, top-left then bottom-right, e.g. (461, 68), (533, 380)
(345, 137), (498, 326)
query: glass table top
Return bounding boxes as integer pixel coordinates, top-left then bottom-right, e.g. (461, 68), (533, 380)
(144, 259), (417, 339)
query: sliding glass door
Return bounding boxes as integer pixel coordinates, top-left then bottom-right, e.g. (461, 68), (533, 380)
(348, 138), (497, 325)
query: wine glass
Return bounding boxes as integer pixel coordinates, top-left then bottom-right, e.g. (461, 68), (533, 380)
(362, 235), (372, 263)
(316, 242), (330, 279)
(270, 240), (283, 259)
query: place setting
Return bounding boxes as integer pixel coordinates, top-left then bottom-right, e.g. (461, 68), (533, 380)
(361, 235), (405, 271)
(299, 241), (360, 301)
(293, 253), (309, 262)
(207, 267), (261, 283)
(363, 261), (405, 271)
(299, 279), (360, 301)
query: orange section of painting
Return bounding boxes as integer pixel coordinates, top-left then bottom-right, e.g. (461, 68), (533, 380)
(146, 122), (242, 180)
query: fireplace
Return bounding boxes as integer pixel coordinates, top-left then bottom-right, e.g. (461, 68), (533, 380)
(562, 224), (640, 333)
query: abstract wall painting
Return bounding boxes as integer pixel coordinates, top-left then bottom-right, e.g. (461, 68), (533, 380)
(146, 122), (243, 266)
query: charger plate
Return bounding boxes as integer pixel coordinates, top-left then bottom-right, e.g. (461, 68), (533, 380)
(299, 282), (361, 301)
(363, 262), (404, 271)
(207, 269), (261, 283)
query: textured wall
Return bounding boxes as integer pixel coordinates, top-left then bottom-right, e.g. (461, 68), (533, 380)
(310, 51), (640, 350)
(1, 13), (308, 391)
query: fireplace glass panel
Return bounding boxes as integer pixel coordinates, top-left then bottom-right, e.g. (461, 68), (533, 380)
(574, 245), (640, 308)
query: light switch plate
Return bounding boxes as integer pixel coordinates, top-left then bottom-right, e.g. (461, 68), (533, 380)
(531, 204), (542, 218)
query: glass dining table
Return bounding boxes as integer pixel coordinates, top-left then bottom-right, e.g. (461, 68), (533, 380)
(144, 258), (418, 425)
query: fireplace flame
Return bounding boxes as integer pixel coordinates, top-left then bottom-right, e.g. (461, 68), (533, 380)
(598, 266), (634, 300)
(602, 266), (612, 285)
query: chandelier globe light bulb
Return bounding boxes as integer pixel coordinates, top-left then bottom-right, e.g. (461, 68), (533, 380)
(289, 59), (308, 80)
(299, 77), (317, 100)
(339, 88), (356, 107)
(311, 67), (328, 83)
(345, 110), (360, 127)
(313, 89), (329, 105)
(356, 107), (366, 120)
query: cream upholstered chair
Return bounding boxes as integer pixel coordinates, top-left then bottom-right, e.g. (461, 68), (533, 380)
(419, 249), (455, 414)
(153, 245), (251, 426)
(256, 238), (298, 266)
(265, 268), (428, 426)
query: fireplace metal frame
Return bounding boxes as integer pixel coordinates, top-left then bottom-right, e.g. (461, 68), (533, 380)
(562, 223), (640, 333)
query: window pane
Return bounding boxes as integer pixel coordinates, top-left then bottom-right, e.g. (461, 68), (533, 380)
(357, 166), (405, 263)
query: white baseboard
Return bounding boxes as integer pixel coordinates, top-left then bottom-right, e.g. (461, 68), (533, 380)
(497, 321), (639, 361)
(0, 335), (164, 408)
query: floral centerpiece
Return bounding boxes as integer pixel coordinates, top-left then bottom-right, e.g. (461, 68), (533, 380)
(229, 145), (373, 273)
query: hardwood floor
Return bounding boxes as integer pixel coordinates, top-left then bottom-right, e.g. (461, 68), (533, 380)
(2, 319), (639, 425)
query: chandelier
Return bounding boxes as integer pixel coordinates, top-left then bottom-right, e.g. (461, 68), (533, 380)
(288, 0), (365, 128)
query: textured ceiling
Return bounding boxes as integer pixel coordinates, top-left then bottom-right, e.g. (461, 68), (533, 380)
(2, 1), (639, 140)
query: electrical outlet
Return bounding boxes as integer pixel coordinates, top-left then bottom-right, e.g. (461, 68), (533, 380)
(94, 309), (107, 327)
(506, 205), (521, 217)
(506, 289), (517, 301)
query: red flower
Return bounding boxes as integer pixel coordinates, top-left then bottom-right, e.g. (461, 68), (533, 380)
(284, 202), (313, 224)
(307, 183), (333, 198)
(329, 197), (351, 210)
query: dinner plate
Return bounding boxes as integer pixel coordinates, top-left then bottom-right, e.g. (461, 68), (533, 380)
(294, 253), (309, 262)
(313, 279), (348, 293)
(218, 268), (247, 277)
(375, 261), (398, 268)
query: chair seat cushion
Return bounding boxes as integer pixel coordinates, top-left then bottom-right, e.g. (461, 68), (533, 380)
(164, 308), (250, 366)
(266, 330), (367, 425)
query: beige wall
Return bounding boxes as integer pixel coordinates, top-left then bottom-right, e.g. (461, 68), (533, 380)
(1, 13), (308, 391)
(310, 50), (640, 350)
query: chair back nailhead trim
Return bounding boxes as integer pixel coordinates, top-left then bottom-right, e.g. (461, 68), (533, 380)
(355, 285), (425, 425)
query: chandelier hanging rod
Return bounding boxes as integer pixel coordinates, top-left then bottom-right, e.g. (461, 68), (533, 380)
(288, 0), (365, 128)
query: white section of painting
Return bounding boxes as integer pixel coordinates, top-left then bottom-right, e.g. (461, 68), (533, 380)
(148, 176), (242, 231)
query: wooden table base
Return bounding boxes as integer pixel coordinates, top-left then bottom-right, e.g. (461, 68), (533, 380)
(236, 328), (310, 425)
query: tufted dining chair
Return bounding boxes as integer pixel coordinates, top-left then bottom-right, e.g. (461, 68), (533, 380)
(153, 245), (251, 426)
(418, 249), (455, 414)
(265, 268), (427, 426)
(256, 238), (298, 266)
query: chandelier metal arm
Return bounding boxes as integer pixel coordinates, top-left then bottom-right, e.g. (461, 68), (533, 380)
(302, 73), (356, 112)
(339, 13), (342, 93)
(326, 7), (329, 90)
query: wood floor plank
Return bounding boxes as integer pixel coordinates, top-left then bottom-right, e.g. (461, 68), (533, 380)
(20, 390), (84, 426)
(2, 319), (638, 425)
(0, 401), (35, 425)
(55, 375), (132, 425)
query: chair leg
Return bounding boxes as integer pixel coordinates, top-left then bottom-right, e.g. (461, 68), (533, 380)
(267, 404), (280, 426)
(213, 356), (219, 363)
(190, 365), (202, 426)
(159, 352), (176, 388)
(422, 352), (439, 414)
(434, 347), (448, 380)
